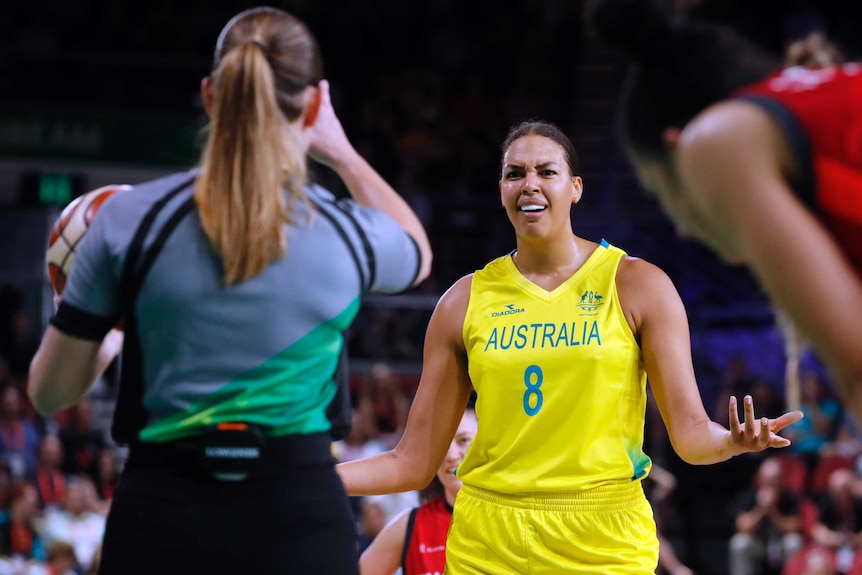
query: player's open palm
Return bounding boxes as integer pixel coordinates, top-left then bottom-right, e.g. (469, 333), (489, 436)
(727, 394), (803, 453)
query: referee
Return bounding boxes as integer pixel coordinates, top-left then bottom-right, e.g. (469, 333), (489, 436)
(28, 7), (432, 575)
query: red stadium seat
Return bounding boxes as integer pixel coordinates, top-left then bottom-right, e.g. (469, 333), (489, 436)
(800, 497), (820, 541)
(782, 545), (836, 575)
(776, 453), (809, 494)
(809, 454), (855, 495)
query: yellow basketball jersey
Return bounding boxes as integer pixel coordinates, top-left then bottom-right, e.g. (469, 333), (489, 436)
(458, 240), (651, 493)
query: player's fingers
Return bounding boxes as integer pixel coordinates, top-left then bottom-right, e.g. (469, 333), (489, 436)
(743, 395), (756, 437)
(319, 79), (331, 105)
(759, 417), (771, 446)
(770, 411), (805, 432)
(769, 433), (792, 448)
(728, 396), (741, 434)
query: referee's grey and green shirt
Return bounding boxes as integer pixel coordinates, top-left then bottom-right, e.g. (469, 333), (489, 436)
(54, 169), (421, 442)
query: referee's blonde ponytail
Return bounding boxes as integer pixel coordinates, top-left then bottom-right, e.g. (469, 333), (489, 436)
(196, 7), (323, 285)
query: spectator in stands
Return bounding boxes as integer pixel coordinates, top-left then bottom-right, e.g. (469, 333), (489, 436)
(646, 463), (695, 575)
(333, 408), (388, 465)
(0, 285), (39, 382)
(784, 371), (844, 474)
(30, 435), (66, 510)
(811, 468), (862, 574)
(57, 397), (105, 476)
(822, 418), (862, 463)
(0, 463), (13, 514)
(356, 362), (410, 447)
(89, 449), (119, 507)
(0, 479), (45, 562)
(40, 540), (79, 575)
(729, 455), (804, 575)
(790, 546), (835, 575)
(357, 496), (389, 554)
(0, 385), (42, 479)
(40, 475), (105, 574)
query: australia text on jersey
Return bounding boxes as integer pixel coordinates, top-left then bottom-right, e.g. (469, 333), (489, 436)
(484, 320), (601, 352)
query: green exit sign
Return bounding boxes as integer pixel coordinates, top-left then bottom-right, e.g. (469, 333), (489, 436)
(39, 173), (74, 205)
(18, 172), (84, 206)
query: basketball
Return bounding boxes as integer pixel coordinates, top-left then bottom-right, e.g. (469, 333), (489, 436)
(46, 184), (131, 296)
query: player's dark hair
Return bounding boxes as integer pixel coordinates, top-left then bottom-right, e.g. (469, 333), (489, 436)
(418, 471), (445, 504)
(500, 121), (580, 177)
(196, 7), (323, 284)
(587, 0), (781, 159)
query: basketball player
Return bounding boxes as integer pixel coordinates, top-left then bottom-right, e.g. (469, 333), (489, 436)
(28, 7), (432, 575)
(587, 0), (862, 422)
(359, 406), (477, 575)
(337, 121), (802, 573)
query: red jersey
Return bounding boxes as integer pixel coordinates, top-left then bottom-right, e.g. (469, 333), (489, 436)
(402, 498), (452, 575)
(737, 64), (862, 274)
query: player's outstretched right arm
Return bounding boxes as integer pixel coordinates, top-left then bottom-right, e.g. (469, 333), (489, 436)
(337, 276), (474, 494)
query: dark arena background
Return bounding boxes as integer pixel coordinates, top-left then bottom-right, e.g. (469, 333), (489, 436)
(1, 1), (861, 574)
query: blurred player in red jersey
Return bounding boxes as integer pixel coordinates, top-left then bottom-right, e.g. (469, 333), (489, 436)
(589, 0), (862, 422)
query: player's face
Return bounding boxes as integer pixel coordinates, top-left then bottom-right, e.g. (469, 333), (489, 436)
(437, 411), (478, 495)
(500, 135), (582, 240)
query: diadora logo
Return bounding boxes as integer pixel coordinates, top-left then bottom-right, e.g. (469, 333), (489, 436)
(577, 290), (604, 314)
(491, 303), (525, 317)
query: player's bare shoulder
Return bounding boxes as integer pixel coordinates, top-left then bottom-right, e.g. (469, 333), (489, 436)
(427, 274), (474, 350)
(617, 254), (669, 287)
(679, 100), (788, 188)
(616, 255), (683, 331)
(434, 274), (474, 321)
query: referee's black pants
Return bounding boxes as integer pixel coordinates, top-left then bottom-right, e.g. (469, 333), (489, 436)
(98, 440), (359, 574)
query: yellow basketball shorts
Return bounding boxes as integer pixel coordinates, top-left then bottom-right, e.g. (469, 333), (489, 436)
(445, 481), (659, 574)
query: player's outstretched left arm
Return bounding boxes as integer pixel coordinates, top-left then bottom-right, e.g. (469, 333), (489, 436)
(618, 256), (803, 465)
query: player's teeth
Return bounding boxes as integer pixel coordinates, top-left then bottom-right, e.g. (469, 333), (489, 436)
(521, 205), (544, 212)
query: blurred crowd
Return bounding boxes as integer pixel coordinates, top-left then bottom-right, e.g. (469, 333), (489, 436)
(645, 351), (862, 575)
(0, 286), (119, 575)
